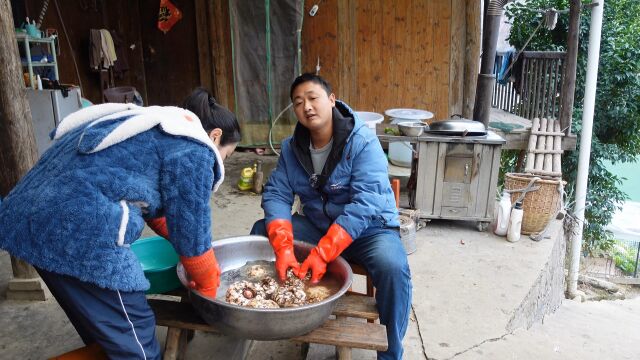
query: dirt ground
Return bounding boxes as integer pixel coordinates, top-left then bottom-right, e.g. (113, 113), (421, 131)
(578, 282), (640, 301)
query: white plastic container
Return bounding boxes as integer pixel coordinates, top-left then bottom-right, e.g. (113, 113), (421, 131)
(355, 111), (384, 131)
(389, 141), (413, 167)
(494, 190), (512, 236)
(507, 201), (523, 242)
(386, 109), (434, 168)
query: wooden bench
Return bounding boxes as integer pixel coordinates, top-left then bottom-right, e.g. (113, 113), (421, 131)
(149, 294), (386, 360)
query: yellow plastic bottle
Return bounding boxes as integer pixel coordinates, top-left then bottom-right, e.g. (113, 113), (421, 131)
(237, 166), (255, 191)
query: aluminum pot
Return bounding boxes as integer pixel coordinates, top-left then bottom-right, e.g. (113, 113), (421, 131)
(397, 121), (427, 137)
(176, 235), (353, 340)
(427, 119), (487, 136)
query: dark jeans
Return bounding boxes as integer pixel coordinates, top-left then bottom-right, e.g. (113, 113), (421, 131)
(36, 267), (161, 359)
(251, 214), (412, 360)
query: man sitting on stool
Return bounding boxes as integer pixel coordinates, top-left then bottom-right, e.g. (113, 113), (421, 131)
(251, 73), (412, 360)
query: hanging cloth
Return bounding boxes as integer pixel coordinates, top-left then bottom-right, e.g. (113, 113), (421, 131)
(99, 29), (117, 68)
(89, 29), (117, 70)
(497, 49), (515, 85)
(89, 29), (102, 70)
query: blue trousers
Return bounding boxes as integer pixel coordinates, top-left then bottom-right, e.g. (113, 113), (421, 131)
(36, 267), (161, 359)
(251, 215), (412, 360)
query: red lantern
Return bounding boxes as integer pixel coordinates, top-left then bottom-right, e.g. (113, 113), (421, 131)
(157, 0), (182, 34)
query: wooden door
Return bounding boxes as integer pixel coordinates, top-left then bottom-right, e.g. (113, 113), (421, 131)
(138, 0), (200, 106)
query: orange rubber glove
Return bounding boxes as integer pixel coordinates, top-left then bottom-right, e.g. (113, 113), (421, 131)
(180, 248), (220, 298)
(266, 219), (300, 281)
(146, 217), (169, 239)
(298, 223), (353, 283)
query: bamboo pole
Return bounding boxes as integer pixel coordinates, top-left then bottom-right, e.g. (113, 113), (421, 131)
(525, 118), (540, 170)
(534, 118), (548, 170)
(543, 118), (555, 172)
(553, 121), (562, 173)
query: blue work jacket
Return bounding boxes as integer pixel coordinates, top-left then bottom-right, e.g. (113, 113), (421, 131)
(262, 101), (399, 239)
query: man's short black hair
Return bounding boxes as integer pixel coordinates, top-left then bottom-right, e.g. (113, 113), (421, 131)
(290, 73), (333, 100)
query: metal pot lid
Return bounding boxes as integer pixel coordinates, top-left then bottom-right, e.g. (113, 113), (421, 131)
(385, 108), (434, 120)
(427, 119), (486, 134)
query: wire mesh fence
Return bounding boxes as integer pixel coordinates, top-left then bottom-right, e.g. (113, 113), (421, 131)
(584, 238), (640, 279)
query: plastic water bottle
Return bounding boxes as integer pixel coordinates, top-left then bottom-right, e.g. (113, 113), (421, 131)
(507, 201), (524, 243)
(494, 190), (512, 236)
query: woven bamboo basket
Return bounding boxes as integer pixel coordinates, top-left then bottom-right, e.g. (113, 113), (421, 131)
(504, 173), (565, 234)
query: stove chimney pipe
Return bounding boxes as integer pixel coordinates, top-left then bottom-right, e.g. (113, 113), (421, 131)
(473, 0), (513, 126)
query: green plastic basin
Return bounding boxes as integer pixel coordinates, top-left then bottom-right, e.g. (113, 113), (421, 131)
(131, 236), (181, 294)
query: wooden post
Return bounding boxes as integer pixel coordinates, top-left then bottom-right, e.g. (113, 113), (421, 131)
(334, 315), (352, 360)
(209, 0), (234, 109)
(0, 0), (49, 301)
(195, 0), (214, 93)
(559, 0), (582, 134)
(337, 0), (356, 106)
(463, 0), (481, 119)
(449, 0), (466, 117)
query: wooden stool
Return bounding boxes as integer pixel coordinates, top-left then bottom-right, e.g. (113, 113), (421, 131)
(347, 263), (375, 326)
(48, 343), (108, 360)
(150, 294), (386, 360)
(348, 262), (374, 298)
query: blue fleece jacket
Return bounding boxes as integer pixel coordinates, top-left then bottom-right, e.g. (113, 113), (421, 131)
(0, 105), (222, 291)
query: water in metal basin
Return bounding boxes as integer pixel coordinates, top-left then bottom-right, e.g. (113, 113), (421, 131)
(216, 260), (342, 305)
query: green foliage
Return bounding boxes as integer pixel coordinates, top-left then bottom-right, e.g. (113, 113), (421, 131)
(506, 0), (640, 252)
(497, 150), (520, 191)
(612, 242), (638, 275)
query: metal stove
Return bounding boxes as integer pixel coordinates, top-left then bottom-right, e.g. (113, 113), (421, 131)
(380, 120), (505, 231)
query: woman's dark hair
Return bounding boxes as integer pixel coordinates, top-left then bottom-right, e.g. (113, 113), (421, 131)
(183, 88), (241, 146)
(290, 73), (332, 100)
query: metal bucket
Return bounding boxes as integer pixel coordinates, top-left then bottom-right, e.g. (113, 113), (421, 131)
(399, 215), (417, 254)
(176, 236), (353, 340)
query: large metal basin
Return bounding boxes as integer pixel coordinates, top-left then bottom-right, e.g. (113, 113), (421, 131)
(176, 235), (353, 340)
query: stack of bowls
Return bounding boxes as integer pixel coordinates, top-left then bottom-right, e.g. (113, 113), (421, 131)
(385, 109), (434, 167)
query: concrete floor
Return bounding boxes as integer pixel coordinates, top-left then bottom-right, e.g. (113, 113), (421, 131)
(1, 151), (639, 359)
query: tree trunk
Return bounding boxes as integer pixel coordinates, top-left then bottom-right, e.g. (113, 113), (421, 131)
(0, 0), (49, 301)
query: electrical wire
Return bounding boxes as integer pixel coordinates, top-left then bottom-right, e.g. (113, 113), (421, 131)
(268, 103), (293, 156)
(53, 0), (82, 92)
